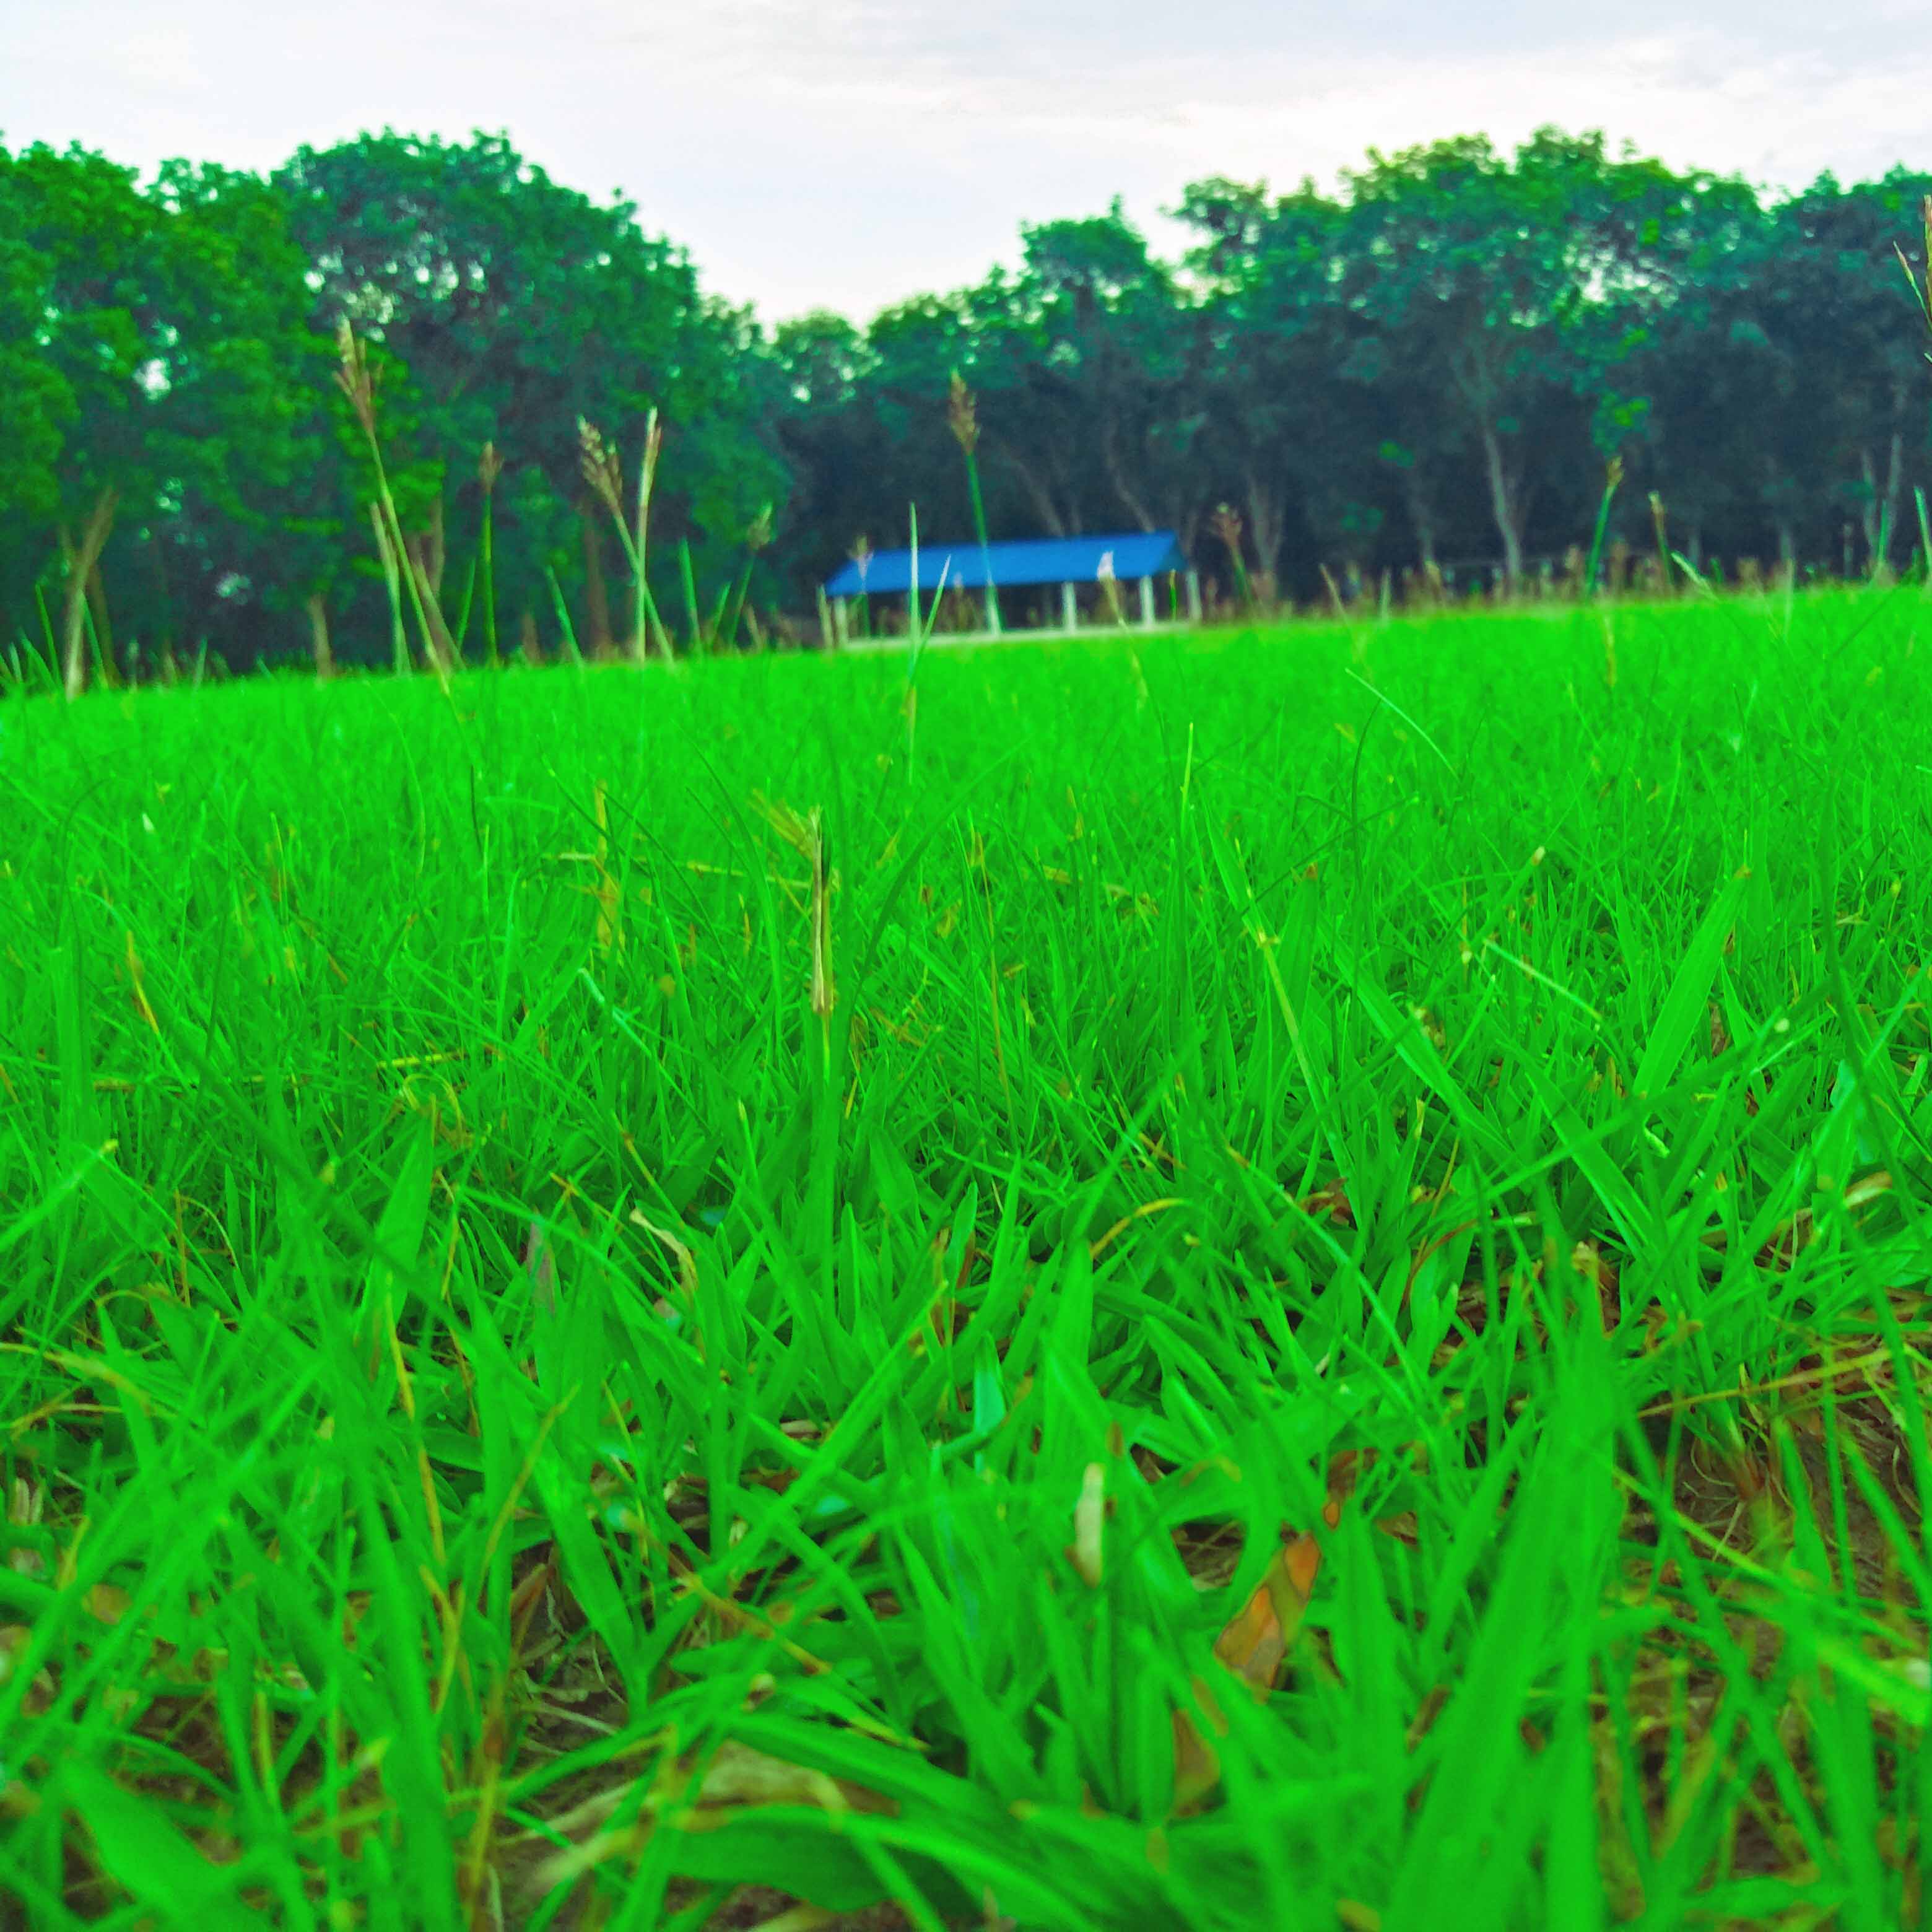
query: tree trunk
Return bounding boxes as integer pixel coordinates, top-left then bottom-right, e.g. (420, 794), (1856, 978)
(1884, 426), (1905, 568)
(1404, 474), (1439, 572)
(1477, 419), (1526, 591)
(305, 591), (336, 679)
(1177, 505), (1203, 564)
(995, 445), (1069, 537)
(425, 493), (446, 599)
(1099, 414), (1157, 533)
(1243, 473), (1286, 609)
(520, 608), (544, 665)
(1859, 448), (1882, 569)
(579, 505), (614, 658)
(60, 485), (120, 701)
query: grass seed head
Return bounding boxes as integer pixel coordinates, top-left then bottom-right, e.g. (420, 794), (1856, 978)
(946, 368), (980, 455)
(577, 418), (624, 519)
(333, 318), (377, 438)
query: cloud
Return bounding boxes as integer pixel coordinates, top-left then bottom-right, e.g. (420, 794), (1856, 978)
(110, 30), (215, 97)
(6, 0), (1930, 320)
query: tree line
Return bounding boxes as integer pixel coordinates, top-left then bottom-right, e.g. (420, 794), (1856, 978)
(4, 124), (1930, 682)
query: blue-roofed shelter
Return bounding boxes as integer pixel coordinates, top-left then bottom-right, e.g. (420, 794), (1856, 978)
(820, 530), (1200, 644)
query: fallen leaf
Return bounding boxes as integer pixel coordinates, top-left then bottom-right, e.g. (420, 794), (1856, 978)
(630, 1208), (700, 1299)
(1173, 1494), (1342, 1811)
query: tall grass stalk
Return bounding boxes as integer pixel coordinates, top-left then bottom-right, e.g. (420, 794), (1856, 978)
(452, 553), (478, 653)
(1210, 502), (1255, 612)
(678, 539), (703, 656)
(1583, 455), (1624, 596)
(368, 502), (409, 676)
(335, 321), (451, 689)
(633, 408), (667, 658)
(33, 580), (56, 674)
(578, 416), (673, 662)
(902, 501), (951, 784)
(947, 370), (1000, 634)
(479, 443), (502, 667)
(721, 504), (774, 653)
(544, 564), (584, 666)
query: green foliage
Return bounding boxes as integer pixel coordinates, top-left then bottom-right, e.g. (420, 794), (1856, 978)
(4, 123), (1932, 664)
(272, 131), (784, 653)
(0, 152), (69, 525)
(3, 599), (1930, 1925)
(0, 142), (319, 670)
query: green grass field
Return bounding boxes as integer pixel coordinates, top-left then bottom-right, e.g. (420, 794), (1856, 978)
(4, 592), (1931, 1931)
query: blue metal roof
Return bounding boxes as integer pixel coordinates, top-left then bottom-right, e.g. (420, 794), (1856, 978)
(824, 531), (1186, 597)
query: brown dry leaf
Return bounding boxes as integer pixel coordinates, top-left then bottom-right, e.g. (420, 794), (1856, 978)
(1843, 1170), (1894, 1209)
(1741, 1170), (1892, 1272)
(1569, 1240), (1621, 1334)
(1298, 1181), (1355, 1228)
(84, 1582), (133, 1625)
(746, 1908), (838, 1932)
(1767, 1201), (1826, 1273)
(674, 1741), (889, 1826)
(1170, 1674), (1229, 1812)
(0, 1625), (53, 1710)
(1173, 1497), (1341, 1811)
(1708, 1001), (1731, 1058)
(630, 1208), (700, 1300)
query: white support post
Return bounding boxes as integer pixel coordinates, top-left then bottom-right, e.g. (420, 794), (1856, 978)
(1061, 582), (1077, 632)
(1185, 568), (1203, 624)
(984, 586), (1001, 635)
(832, 596), (850, 647)
(1138, 576), (1155, 627)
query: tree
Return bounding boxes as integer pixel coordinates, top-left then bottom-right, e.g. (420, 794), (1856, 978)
(912, 203), (1203, 552)
(1759, 171), (1932, 570)
(0, 150), (71, 665)
(1338, 131), (1732, 588)
(272, 131), (781, 657)
(3, 142), (312, 694)
(8, 123), (1932, 659)
(766, 312), (886, 596)
(1177, 178), (1391, 597)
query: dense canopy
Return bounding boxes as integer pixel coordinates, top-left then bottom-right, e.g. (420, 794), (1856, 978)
(2, 127), (1930, 678)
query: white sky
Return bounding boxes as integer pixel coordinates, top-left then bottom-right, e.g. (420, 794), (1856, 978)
(4, 0), (1930, 323)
